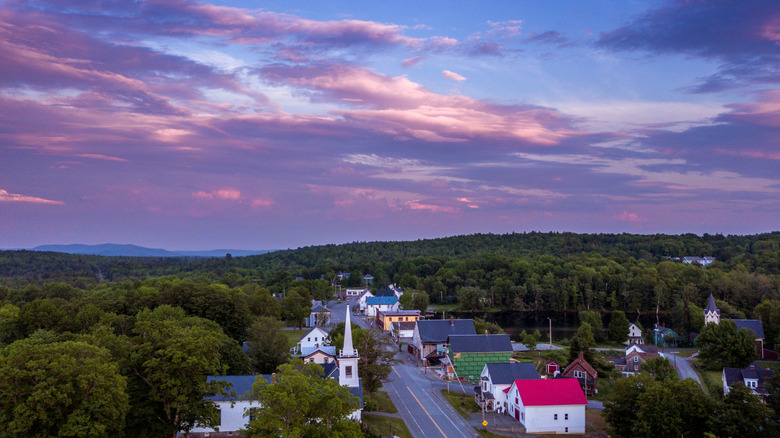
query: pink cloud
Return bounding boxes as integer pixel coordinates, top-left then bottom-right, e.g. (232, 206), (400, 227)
(613, 210), (643, 222)
(74, 154), (128, 162)
(442, 70), (466, 81)
(192, 189), (242, 201)
(724, 90), (780, 127)
(404, 200), (458, 213)
(402, 55), (425, 68)
(0, 189), (63, 205)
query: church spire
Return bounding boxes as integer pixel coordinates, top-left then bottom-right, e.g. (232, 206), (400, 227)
(342, 307), (357, 357)
(704, 293), (720, 325)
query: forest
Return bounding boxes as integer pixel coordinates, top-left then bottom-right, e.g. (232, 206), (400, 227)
(0, 232), (778, 436)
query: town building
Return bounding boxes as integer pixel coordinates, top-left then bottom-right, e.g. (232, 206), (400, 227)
(376, 309), (421, 331)
(561, 353), (598, 395)
(306, 303), (331, 327)
(475, 362), (539, 412)
(723, 363), (774, 398)
(364, 296), (399, 317)
(627, 322), (644, 345)
(613, 343), (660, 375)
(505, 378), (587, 434)
(702, 294), (767, 358)
(412, 318), (476, 363)
(445, 334), (513, 382)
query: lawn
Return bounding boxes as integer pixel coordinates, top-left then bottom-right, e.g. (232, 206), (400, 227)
(365, 390), (398, 414)
(362, 413), (412, 438)
(586, 409), (610, 436)
(700, 369), (723, 395)
(280, 329), (306, 348)
(757, 361), (780, 370)
(440, 390), (481, 419)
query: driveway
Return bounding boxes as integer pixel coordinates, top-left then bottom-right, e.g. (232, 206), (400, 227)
(665, 352), (706, 391)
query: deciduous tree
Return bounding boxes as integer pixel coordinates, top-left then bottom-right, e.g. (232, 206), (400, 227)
(245, 316), (291, 374)
(608, 310), (629, 343)
(697, 320), (757, 369)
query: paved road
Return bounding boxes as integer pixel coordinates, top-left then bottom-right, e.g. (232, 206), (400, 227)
(665, 352), (706, 390)
(382, 353), (479, 438)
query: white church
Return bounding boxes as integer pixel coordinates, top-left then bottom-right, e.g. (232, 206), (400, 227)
(187, 308), (363, 437)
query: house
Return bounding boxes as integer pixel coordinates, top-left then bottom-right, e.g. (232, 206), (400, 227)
(561, 353), (598, 395)
(357, 290), (374, 311)
(614, 343), (659, 374)
(723, 363), (774, 397)
(362, 274), (374, 285)
(376, 309), (421, 331)
(301, 347), (337, 365)
(306, 303), (331, 327)
(291, 327), (330, 355)
(364, 296), (399, 317)
(702, 295), (767, 358)
(505, 378), (587, 434)
(412, 319), (476, 363)
(391, 321), (416, 340)
(653, 324), (682, 347)
(344, 288), (367, 298)
(337, 272), (351, 282)
(682, 256), (715, 266)
(546, 360), (560, 376)
(189, 374), (268, 437)
(627, 323), (644, 345)
(389, 284), (404, 298)
(190, 309), (364, 437)
(446, 334), (513, 382)
(476, 362), (539, 412)
(374, 289), (396, 298)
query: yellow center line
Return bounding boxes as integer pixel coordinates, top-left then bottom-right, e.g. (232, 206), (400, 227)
(407, 386), (447, 438)
(392, 365), (402, 378)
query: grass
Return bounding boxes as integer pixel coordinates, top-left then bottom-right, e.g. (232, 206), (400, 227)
(757, 361), (780, 370)
(586, 409), (610, 436)
(362, 413), (413, 438)
(280, 329), (306, 348)
(428, 303), (458, 312)
(700, 369), (723, 395)
(477, 430), (506, 438)
(440, 389), (481, 419)
(366, 390), (398, 414)
(672, 349), (698, 358)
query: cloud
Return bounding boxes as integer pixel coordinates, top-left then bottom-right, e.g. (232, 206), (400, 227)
(0, 189), (63, 205)
(402, 56), (425, 68)
(596, 0), (780, 91)
(442, 70), (466, 82)
(613, 210), (643, 222)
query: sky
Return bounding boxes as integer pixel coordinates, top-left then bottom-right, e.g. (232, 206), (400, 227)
(0, 0), (778, 250)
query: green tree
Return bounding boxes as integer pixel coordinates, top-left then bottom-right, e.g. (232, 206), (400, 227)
(457, 286), (485, 311)
(603, 373), (653, 438)
(328, 323), (399, 396)
(473, 317), (504, 335)
(608, 311), (630, 343)
(641, 356), (676, 381)
(754, 299), (780, 349)
(708, 383), (776, 438)
(245, 317), (291, 374)
(398, 291), (413, 310)
(697, 320), (757, 369)
(281, 289), (311, 329)
(126, 305), (229, 438)
(244, 284), (281, 320)
(635, 378), (714, 438)
(411, 290), (430, 314)
(579, 311), (604, 343)
(245, 361), (361, 438)
(569, 322), (595, 364)
(521, 330), (539, 351)
(0, 337), (128, 438)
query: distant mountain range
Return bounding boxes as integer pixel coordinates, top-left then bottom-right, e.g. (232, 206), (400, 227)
(27, 243), (273, 258)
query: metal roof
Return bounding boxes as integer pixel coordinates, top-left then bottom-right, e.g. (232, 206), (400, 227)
(448, 334), (512, 353)
(485, 362), (539, 384)
(416, 319), (476, 343)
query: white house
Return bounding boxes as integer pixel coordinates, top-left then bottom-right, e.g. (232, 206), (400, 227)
(391, 321), (416, 340)
(306, 303), (331, 327)
(477, 362), (539, 412)
(627, 323), (643, 345)
(189, 375), (265, 437)
(357, 290), (375, 311)
(291, 327), (330, 355)
(344, 288), (367, 298)
(505, 378), (587, 434)
(364, 296), (399, 317)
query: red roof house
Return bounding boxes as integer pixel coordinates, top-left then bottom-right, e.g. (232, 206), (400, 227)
(505, 378), (587, 434)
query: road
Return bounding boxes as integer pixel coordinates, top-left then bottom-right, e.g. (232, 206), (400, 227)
(335, 298), (478, 438)
(665, 351), (706, 390)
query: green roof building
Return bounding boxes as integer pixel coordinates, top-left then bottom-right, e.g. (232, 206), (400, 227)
(446, 334), (513, 382)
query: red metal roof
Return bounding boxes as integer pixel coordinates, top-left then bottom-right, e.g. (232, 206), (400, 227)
(510, 378), (587, 406)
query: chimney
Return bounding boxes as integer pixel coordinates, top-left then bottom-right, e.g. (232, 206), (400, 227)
(450, 316), (454, 326)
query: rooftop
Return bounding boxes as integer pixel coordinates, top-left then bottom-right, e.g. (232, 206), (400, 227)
(512, 378), (588, 406)
(485, 362), (539, 384)
(448, 334), (512, 353)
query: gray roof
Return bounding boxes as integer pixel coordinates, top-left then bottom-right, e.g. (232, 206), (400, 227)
(393, 321), (417, 331)
(207, 375), (271, 401)
(723, 363), (773, 394)
(349, 380), (364, 409)
(485, 362), (539, 384)
(374, 289), (395, 297)
(417, 319), (476, 343)
(705, 294), (720, 315)
(311, 305), (330, 313)
(448, 334), (512, 353)
(732, 319), (765, 339)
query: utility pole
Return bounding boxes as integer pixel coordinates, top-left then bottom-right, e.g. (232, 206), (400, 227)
(548, 317), (552, 349)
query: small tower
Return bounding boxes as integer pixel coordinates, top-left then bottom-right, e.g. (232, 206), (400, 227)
(338, 308), (360, 388)
(704, 293), (720, 325)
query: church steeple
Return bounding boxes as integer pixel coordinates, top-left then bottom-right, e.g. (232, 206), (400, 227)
(704, 293), (720, 325)
(339, 307), (359, 387)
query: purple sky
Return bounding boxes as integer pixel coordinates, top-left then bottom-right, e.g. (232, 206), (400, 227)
(1, 0), (778, 250)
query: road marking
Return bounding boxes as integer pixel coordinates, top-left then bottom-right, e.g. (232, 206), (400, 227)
(407, 386), (447, 438)
(422, 389), (472, 437)
(392, 366), (402, 378)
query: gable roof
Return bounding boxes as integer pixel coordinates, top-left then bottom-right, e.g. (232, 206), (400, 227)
(207, 375), (271, 401)
(724, 363), (773, 394)
(732, 319), (765, 339)
(448, 334), (512, 353)
(485, 362), (539, 384)
(311, 305), (330, 313)
(512, 378), (587, 406)
(392, 321), (417, 331)
(417, 319), (476, 343)
(705, 293), (720, 315)
(562, 353), (597, 378)
(366, 296), (398, 306)
(299, 326), (330, 342)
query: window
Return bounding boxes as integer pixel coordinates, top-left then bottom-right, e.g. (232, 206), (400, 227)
(346, 365), (353, 378)
(565, 413), (569, 420)
(521, 412), (524, 420)
(307, 337), (311, 342)
(565, 427), (569, 433)
(634, 356), (639, 362)
(554, 414), (558, 420)
(573, 370), (585, 378)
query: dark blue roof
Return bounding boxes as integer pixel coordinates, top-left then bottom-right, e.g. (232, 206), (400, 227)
(366, 296), (398, 305)
(733, 319), (765, 339)
(417, 319), (476, 343)
(374, 289), (395, 297)
(448, 334), (512, 353)
(485, 362), (539, 384)
(207, 375), (271, 401)
(705, 294), (720, 315)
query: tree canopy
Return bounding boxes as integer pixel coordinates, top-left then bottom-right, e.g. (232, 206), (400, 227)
(697, 320), (758, 369)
